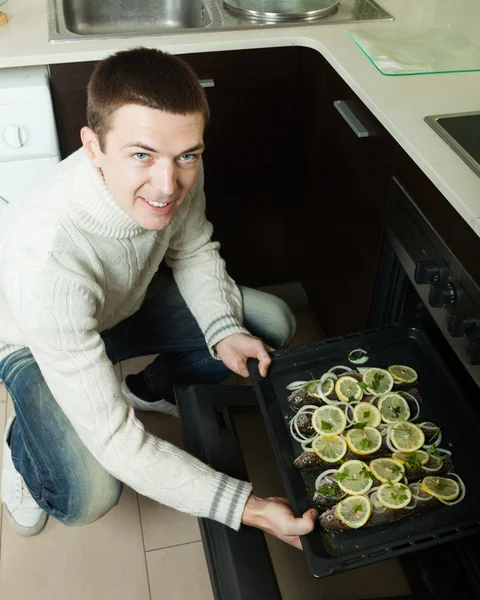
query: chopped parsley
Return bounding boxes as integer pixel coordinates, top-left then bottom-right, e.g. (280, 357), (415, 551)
(429, 444), (443, 466)
(354, 422), (367, 430)
(363, 410), (371, 419)
(316, 484), (338, 497)
(321, 420), (333, 431)
(371, 372), (385, 391)
(334, 469), (350, 482)
(360, 437), (373, 450)
(404, 452), (422, 471)
(361, 465), (375, 481)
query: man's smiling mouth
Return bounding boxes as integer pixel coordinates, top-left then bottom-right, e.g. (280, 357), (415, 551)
(139, 196), (171, 208)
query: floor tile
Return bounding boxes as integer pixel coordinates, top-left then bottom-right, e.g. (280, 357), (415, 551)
(0, 486), (150, 600)
(135, 412), (201, 552)
(146, 541), (214, 600)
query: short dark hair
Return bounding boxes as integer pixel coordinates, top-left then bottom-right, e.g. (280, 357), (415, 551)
(87, 47), (210, 150)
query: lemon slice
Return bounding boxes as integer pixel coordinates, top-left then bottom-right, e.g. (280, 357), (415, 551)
(352, 402), (382, 428)
(421, 476), (460, 501)
(335, 460), (374, 495)
(362, 368), (394, 395)
(392, 450), (430, 467)
(346, 427), (383, 455)
(388, 365), (418, 384)
(370, 458), (405, 483)
(376, 482), (412, 509)
(390, 421), (425, 452)
(306, 378), (334, 399)
(335, 376), (363, 402)
(378, 393), (411, 423)
(335, 495), (372, 528)
(312, 435), (347, 463)
(311, 405), (347, 436)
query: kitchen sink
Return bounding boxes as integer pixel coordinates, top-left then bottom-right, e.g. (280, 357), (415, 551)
(62, 0), (211, 36)
(47, 0), (393, 42)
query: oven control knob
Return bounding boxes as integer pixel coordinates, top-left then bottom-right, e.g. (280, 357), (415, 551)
(448, 311), (480, 337)
(3, 124), (29, 149)
(467, 338), (480, 365)
(414, 260), (450, 284)
(429, 282), (457, 307)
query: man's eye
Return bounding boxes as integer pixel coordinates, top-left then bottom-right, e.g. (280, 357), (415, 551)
(134, 153), (150, 161)
(178, 154), (198, 163)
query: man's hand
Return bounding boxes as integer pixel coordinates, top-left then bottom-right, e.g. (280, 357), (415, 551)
(215, 332), (273, 378)
(241, 494), (317, 550)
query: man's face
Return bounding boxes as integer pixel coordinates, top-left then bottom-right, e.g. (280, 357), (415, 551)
(82, 104), (205, 231)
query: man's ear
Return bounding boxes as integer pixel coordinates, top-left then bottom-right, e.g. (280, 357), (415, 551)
(81, 126), (103, 167)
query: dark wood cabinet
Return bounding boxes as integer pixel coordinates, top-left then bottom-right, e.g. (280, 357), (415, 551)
(50, 46), (399, 336)
(300, 53), (397, 336)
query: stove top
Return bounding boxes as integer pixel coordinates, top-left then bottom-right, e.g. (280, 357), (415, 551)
(425, 111), (480, 177)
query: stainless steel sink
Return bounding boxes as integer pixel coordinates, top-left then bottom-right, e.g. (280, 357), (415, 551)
(47, 0), (393, 43)
(61, 0), (211, 36)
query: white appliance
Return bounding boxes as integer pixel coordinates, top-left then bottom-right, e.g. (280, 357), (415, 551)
(0, 66), (60, 214)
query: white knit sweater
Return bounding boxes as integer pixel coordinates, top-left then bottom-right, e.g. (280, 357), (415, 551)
(0, 149), (253, 529)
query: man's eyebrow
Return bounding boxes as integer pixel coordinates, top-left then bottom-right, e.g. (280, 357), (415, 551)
(122, 142), (205, 154)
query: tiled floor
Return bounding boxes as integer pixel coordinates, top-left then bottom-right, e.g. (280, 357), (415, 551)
(0, 310), (410, 599)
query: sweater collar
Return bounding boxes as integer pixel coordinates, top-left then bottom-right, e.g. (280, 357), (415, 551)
(68, 149), (144, 239)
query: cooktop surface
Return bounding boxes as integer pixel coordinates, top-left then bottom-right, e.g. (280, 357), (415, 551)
(425, 111), (480, 177)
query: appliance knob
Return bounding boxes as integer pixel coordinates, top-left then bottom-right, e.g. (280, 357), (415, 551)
(448, 311), (480, 337)
(429, 282), (457, 307)
(414, 260), (450, 284)
(3, 124), (29, 149)
(467, 338), (480, 365)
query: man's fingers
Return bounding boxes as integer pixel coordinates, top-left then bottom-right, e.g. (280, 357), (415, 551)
(256, 347), (272, 377)
(235, 356), (249, 378)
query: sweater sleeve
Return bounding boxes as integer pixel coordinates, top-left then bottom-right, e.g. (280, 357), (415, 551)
(9, 266), (252, 529)
(165, 163), (250, 351)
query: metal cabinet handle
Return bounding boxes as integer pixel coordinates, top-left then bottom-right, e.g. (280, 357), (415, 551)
(199, 79), (215, 88)
(334, 100), (381, 138)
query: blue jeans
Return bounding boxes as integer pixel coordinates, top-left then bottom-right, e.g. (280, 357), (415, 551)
(0, 272), (295, 526)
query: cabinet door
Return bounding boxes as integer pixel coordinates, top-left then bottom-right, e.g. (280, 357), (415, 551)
(302, 57), (397, 336)
(50, 48), (307, 288)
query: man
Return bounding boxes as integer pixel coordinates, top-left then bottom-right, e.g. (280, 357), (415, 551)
(0, 48), (317, 548)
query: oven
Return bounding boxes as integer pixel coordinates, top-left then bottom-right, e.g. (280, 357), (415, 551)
(174, 163), (480, 599)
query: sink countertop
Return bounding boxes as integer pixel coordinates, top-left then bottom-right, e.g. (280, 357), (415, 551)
(1, 0), (480, 236)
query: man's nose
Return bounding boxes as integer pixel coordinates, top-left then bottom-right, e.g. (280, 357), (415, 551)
(151, 163), (176, 196)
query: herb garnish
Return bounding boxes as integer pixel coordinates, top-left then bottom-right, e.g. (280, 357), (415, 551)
(316, 484), (338, 497)
(435, 480), (448, 491)
(361, 465), (375, 481)
(392, 406), (402, 418)
(429, 444), (443, 466)
(404, 452), (422, 471)
(354, 422), (367, 430)
(360, 437), (373, 450)
(321, 420), (333, 431)
(334, 469), (350, 482)
(371, 372), (385, 391)
(363, 410), (371, 419)
(358, 382), (368, 391)
(390, 464), (402, 476)
(352, 503), (363, 514)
